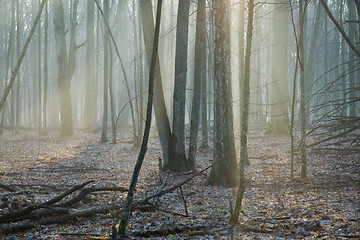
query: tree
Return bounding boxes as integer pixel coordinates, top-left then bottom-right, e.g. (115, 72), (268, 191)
(53, 0), (73, 136)
(167, 0), (191, 172)
(0, 0), (46, 123)
(140, 0), (172, 167)
(188, 0), (207, 169)
(299, 0), (307, 178)
(100, 0), (110, 142)
(118, 0), (163, 236)
(42, 1), (49, 132)
(206, 0), (238, 187)
(84, 0), (97, 133)
(238, 0), (245, 131)
(266, 0), (290, 135)
(230, 0), (255, 223)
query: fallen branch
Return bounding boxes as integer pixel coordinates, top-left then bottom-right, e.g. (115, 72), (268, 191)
(179, 186), (188, 216)
(0, 181), (93, 223)
(130, 224), (211, 238)
(0, 204), (121, 234)
(239, 224), (274, 234)
(55, 186), (127, 208)
(0, 183), (16, 192)
(133, 163), (216, 208)
(306, 125), (359, 149)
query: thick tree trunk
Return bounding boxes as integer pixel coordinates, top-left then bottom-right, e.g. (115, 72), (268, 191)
(266, 0), (290, 135)
(206, 0), (238, 187)
(168, 0), (191, 172)
(54, 0), (73, 137)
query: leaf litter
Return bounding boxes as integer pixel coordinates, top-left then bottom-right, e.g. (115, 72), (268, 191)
(0, 129), (359, 239)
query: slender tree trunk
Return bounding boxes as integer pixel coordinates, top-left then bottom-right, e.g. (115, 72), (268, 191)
(101, 0), (110, 142)
(347, 0), (357, 117)
(118, 0), (162, 236)
(43, 1), (48, 132)
(230, 0), (254, 224)
(0, 0), (46, 117)
(15, 0), (21, 134)
(238, 0), (245, 131)
(84, 0), (96, 133)
(109, 48), (116, 144)
(38, 0), (42, 133)
(10, 1), (16, 134)
(299, 0), (307, 178)
(188, 0), (206, 169)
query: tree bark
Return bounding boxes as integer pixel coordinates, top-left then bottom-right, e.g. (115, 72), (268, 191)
(266, 0), (290, 135)
(188, 0), (206, 169)
(53, 0), (74, 137)
(139, 0), (172, 166)
(230, 0), (254, 223)
(100, 0), (110, 142)
(206, 0), (238, 187)
(84, 0), (97, 133)
(299, 0), (307, 178)
(168, 0), (191, 172)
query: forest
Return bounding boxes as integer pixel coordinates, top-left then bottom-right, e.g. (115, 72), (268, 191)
(0, 0), (359, 239)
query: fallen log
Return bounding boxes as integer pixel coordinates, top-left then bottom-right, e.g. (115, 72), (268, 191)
(130, 224), (211, 238)
(0, 181), (93, 223)
(0, 203), (122, 234)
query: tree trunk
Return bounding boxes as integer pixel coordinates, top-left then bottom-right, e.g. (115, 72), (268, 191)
(206, 0), (238, 187)
(230, 0), (254, 224)
(53, 0), (74, 136)
(84, 0), (97, 133)
(118, 0), (163, 236)
(266, 0), (290, 135)
(299, 0), (307, 178)
(101, 0), (110, 142)
(168, 0), (191, 172)
(15, 0), (21, 134)
(188, 0), (206, 169)
(43, 1), (48, 132)
(139, 0), (172, 166)
(238, 0), (245, 131)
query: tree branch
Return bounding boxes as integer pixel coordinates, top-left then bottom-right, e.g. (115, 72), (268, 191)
(320, 0), (360, 58)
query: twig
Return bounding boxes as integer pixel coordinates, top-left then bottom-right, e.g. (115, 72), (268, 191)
(179, 186), (188, 216)
(43, 181), (94, 206)
(55, 186), (127, 208)
(134, 162), (219, 208)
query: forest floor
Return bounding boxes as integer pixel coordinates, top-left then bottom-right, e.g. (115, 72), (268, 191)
(0, 129), (359, 239)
